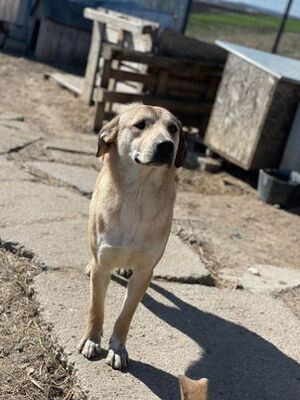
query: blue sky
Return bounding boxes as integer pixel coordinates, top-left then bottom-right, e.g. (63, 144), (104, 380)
(221, 0), (300, 18)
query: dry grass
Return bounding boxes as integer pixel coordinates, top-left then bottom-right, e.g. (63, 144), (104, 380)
(0, 248), (85, 400)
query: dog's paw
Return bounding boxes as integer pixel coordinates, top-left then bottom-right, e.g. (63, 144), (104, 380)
(106, 338), (128, 370)
(116, 268), (133, 279)
(77, 337), (101, 359)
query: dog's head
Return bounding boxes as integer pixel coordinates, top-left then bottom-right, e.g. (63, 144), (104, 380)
(96, 104), (186, 168)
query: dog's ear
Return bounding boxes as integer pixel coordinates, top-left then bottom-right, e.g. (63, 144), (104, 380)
(174, 123), (187, 168)
(96, 115), (119, 157)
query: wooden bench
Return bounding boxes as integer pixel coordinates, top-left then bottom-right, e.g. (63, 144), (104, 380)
(92, 45), (223, 132)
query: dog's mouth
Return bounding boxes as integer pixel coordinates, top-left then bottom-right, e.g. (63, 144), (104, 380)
(134, 156), (171, 167)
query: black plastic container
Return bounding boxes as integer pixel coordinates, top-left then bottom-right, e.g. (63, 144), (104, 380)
(257, 169), (300, 207)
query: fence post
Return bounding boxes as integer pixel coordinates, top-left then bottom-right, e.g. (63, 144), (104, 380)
(272, 0), (294, 54)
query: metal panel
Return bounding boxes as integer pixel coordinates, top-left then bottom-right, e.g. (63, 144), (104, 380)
(0, 0), (21, 24)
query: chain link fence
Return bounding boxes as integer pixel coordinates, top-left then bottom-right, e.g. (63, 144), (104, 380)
(186, 0), (300, 59)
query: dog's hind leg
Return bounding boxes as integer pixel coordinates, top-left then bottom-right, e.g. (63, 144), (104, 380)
(78, 263), (111, 359)
(106, 268), (153, 370)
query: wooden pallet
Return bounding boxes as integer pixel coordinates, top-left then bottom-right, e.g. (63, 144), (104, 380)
(92, 45), (223, 132)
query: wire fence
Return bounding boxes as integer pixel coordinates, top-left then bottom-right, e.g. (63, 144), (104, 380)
(186, 0), (300, 59)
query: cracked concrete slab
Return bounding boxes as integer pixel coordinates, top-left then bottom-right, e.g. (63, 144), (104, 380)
(35, 269), (300, 400)
(44, 136), (97, 155)
(0, 181), (89, 227)
(26, 161), (98, 194)
(0, 157), (33, 181)
(1, 218), (89, 269)
(47, 148), (100, 169)
(0, 171), (208, 280)
(220, 264), (300, 293)
(0, 118), (42, 154)
(154, 235), (210, 283)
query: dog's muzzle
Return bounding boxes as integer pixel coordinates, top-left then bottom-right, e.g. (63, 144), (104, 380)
(151, 141), (174, 165)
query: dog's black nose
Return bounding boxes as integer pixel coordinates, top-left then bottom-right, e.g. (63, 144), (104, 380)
(152, 141), (174, 164)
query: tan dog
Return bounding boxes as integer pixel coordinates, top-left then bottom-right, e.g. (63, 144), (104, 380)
(78, 104), (186, 369)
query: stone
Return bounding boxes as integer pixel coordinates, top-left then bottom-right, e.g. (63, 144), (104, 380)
(248, 267), (260, 276)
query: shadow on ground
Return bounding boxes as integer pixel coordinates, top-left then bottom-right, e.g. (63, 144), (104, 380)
(112, 275), (300, 400)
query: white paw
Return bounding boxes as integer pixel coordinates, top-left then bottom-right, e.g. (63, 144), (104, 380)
(106, 338), (128, 370)
(78, 337), (101, 359)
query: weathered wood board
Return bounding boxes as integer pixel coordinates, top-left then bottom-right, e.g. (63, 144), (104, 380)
(205, 53), (300, 170)
(45, 72), (84, 96)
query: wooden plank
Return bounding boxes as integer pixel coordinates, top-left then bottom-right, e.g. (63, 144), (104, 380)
(103, 46), (223, 77)
(82, 21), (104, 105)
(109, 68), (208, 93)
(96, 89), (213, 114)
(168, 77), (208, 92)
(93, 55), (113, 130)
(155, 70), (169, 96)
(93, 102), (105, 132)
(45, 72), (84, 96)
(84, 7), (159, 34)
(110, 69), (155, 86)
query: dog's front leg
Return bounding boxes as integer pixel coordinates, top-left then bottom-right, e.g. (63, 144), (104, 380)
(106, 268), (153, 370)
(78, 264), (111, 358)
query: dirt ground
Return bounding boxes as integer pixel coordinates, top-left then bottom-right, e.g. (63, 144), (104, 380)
(0, 247), (84, 400)
(1, 51), (300, 280)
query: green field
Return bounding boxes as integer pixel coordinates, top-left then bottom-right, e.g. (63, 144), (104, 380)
(187, 12), (300, 33)
(186, 12), (300, 59)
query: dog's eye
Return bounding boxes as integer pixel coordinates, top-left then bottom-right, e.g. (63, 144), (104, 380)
(134, 120), (146, 130)
(168, 124), (178, 134)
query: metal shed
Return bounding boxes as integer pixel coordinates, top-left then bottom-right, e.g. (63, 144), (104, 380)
(0, 0), (192, 65)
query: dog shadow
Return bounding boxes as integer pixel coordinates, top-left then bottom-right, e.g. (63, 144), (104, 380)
(112, 275), (300, 400)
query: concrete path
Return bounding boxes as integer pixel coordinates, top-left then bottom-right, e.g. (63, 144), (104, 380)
(36, 270), (300, 400)
(1, 114), (300, 399)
